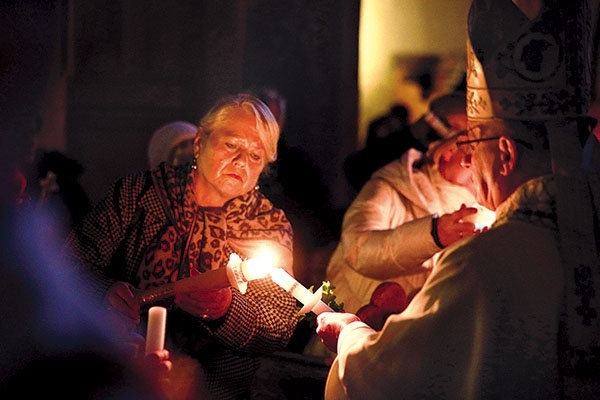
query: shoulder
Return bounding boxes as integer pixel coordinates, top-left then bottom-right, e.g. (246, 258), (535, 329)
(436, 221), (553, 277)
(231, 190), (291, 226)
(111, 170), (153, 195)
(105, 170), (170, 222)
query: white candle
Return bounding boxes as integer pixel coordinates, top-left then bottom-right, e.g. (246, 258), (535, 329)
(270, 268), (333, 315)
(145, 306), (167, 355)
(229, 248), (334, 315)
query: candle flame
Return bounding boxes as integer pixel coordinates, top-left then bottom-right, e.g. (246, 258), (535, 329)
(241, 247), (279, 280)
(472, 204), (496, 230)
(461, 203), (496, 230)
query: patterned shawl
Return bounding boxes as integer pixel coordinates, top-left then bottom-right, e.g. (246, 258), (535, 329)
(136, 164), (293, 289)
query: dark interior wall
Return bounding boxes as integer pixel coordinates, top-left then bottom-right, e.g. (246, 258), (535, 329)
(243, 1), (359, 209)
(64, 0), (359, 208)
(0, 1), (58, 172)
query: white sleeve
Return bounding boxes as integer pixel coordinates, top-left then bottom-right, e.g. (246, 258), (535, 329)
(337, 178), (440, 280)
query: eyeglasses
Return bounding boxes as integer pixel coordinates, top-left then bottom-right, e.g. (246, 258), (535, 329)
(456, 136), (534, 150)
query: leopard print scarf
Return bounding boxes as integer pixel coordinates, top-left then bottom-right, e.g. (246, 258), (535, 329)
(136, 165), (293, 290)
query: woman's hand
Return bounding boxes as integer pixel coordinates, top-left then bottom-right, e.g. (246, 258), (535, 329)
(175, 287), (233, 321)
(104, 281), (141, 324)
(316, 312), (361, 353)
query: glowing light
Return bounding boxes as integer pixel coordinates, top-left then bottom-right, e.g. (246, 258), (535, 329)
(241, 250), (278, 280)
(239, 248), (334, 315)
(470, 204), (496, 230)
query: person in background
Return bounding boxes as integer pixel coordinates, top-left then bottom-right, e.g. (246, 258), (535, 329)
(33, 150), (92, 240)
(147, 120), (197, 169)
(344, 103), (415, 193)
(325, 91), (491, 316)
(1, 6), (172, 397)
(63, 93), (298, 400)
(344, 92), (467, 193)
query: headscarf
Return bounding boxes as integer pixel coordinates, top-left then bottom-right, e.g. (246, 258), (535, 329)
(147, 121), (197, 169)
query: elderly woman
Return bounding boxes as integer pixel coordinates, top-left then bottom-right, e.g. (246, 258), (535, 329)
(63, 93), (297, 399)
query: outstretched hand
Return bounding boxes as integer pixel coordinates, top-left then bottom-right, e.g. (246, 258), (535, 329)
(316, 312), (361, 353)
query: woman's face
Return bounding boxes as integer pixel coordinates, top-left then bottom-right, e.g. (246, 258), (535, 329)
(194, 108), (267, 207)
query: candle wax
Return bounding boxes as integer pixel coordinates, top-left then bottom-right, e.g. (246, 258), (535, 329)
(145, 306), (167, 355)
(270, 268), (315, 305)
(269, 268), (334, 315)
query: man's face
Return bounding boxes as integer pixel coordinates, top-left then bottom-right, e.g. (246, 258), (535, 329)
(456, 123), (504, 210)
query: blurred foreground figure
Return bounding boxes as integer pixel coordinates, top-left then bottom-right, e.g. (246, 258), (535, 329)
(316, 2), (600, 399)
(0, 108), (171, 400)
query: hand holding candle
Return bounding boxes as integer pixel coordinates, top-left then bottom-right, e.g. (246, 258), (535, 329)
(145, 306), (167, 355)
(135, 249), (333, 316)
(135, 253), (272, 307)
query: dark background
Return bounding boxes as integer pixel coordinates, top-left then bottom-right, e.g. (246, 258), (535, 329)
(3, 0), (359, 210)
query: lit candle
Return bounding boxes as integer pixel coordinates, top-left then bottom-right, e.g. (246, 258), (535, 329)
(269, 268), (333, 315)
(145, 306), (167, 355)
(235, 247), (334, 315)
(461, 203), (496, 230)
(136, 253), (271, 307)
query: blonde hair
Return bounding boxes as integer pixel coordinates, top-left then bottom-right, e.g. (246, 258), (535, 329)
(198, 93), (280, 165)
